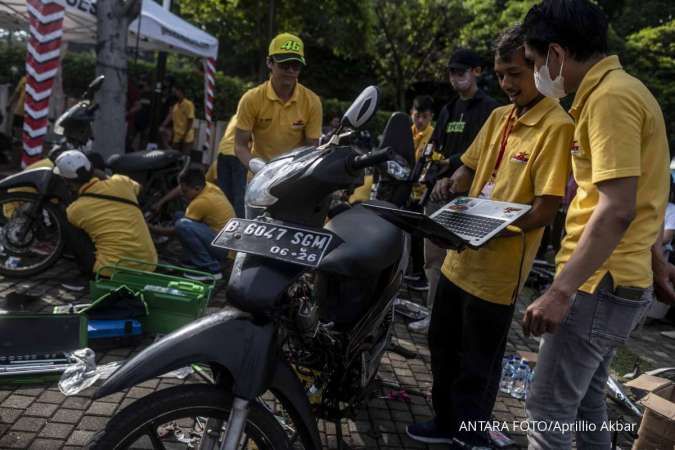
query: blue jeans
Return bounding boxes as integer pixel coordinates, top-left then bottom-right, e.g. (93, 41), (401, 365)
(217, 154), (246, 218)
(526, 275), (652, 449)
(174, 216), (224, 273)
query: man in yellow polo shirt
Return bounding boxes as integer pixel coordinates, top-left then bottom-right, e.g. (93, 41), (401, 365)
(53, 150), (157, 289)
(521, 1), (669, 448)
(205, 115), (247, 217)
(406, 27), (572, 447)
(168, 85), (195, 154)
(149, 167), (234, 280)
(234, 32), (322, 169)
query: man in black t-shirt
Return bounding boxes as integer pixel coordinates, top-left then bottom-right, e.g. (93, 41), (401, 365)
(408, 48), (499, 333)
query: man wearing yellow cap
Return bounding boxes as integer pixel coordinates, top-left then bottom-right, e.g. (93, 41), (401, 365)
(234, 33), (323, 169)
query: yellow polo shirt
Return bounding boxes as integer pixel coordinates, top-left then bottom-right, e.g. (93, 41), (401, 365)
(556, 56), (669, 293)
(185, 182), (235, 233)
(413, 124), (434, 160)
(66, 175), (157, 274)
(14, 76), (26, 117)
(236, 81), (322, 161)
(349, 174), (374, 204)
(441, 98), (573, 305)
(205, 115), (239, 183)
(172, 98), (195, 144)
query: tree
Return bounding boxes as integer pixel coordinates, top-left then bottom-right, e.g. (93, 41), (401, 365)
(94, 0), (141, 159)
(371, 0), (469, 110)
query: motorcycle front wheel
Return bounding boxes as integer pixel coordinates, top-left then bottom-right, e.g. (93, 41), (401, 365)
(0, 192), (65, 278)
(86, 385), (294, 450)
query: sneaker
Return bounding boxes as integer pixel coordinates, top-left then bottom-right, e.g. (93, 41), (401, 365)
(61, 278), (87, 292)
(407, 278), (429, 292)
(404, 273), (423, 282)
(408, 316), (430, 334)
(406, 419), (453, 444)
(183, 271), (223, 282)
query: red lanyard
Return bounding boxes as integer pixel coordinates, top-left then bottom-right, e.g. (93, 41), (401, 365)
(492, 107), (516, 177)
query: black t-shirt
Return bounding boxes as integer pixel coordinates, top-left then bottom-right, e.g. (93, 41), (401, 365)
(432, 89), (499, 172)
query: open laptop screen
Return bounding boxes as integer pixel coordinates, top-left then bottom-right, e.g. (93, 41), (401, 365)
(0, 314), (85, 357)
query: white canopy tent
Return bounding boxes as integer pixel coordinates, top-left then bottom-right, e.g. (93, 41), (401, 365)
(0, 0), (218, 165)
(0, 0), (218, 59)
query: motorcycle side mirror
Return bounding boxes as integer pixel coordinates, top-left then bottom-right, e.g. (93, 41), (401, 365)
(83, 75), (105, 101)
(341, 86), (380, 130)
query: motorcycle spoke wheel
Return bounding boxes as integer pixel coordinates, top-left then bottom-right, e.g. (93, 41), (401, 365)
(0, 193), (64, 277)
(86, 385), (295, 450)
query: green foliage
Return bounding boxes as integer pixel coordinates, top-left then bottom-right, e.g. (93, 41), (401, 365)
(370, 0), (470, 109)
(0, 43), (27, 85)
(323, 97), (393, 137)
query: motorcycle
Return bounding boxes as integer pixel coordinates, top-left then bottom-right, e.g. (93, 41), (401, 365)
(86, 86), (424, 449)
(0, 76), (188, 278)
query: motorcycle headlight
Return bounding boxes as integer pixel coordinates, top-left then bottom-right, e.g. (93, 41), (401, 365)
(245, 149), (321, 208)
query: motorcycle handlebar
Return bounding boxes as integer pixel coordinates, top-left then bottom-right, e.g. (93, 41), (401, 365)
(348, 147), (393, 172)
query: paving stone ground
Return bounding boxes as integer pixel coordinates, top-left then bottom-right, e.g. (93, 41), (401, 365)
(0, 253), (673, 449)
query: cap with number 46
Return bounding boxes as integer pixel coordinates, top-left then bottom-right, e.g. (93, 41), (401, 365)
(268, 32), (306, 65)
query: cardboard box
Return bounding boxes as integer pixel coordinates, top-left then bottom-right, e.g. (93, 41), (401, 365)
(625, 374), (675, 449)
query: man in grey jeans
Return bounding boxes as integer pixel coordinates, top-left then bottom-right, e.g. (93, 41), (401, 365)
(521, 1), (670, 448)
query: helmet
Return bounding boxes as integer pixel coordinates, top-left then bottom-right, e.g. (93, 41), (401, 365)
(53, 150), (92, 181)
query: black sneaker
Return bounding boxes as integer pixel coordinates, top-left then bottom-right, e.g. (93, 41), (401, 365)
(407, 278), (429, 292)
(404, 272), (423, 282)
(406, 419), (453, 444)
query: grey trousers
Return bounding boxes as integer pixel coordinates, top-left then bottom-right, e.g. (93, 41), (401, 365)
(526, 276), (652, 449)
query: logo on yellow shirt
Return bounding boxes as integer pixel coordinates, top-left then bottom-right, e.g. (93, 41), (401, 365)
(571, 141), (582, 157)
(511, 152), (529, 164)
(291, 119), (305, 129)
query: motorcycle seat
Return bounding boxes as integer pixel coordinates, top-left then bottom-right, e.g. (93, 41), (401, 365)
(106, 150), (183, 172)
(319, 201), (404, 277)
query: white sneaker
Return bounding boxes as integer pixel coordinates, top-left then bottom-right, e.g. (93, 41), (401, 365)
(408, 316), (430, 333)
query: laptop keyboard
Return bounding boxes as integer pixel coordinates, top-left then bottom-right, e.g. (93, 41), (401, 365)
(433, 211), (506, 238)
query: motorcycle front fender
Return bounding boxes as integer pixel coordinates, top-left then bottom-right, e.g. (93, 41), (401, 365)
(0, 168), (69, 201)
(94, 307), (322, 449)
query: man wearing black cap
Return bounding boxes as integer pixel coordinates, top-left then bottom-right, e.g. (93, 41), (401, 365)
(408, 48), (499, 331)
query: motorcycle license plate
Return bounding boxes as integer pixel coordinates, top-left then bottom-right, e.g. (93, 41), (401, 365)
(212, 219), (334, 268)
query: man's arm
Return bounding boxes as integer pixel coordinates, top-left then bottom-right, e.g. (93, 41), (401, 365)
(235, 128), (254, 169)
(523, 176), (638, 336)
(151, 186), (181, 214)
(503, 196), (561, 235)
(430, 164), (474, 203)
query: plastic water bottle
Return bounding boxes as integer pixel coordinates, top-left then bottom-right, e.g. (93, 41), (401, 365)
(511, 363), (531, 400)
(499, 356), (517, 394)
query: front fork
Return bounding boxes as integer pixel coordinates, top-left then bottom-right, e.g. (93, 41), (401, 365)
(196, 397), (251, 450)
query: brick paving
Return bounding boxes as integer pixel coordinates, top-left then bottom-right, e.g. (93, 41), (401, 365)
(0, 254), (673, 449)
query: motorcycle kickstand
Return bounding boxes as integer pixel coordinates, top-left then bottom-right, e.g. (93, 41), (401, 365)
(334, 420), (353, 450)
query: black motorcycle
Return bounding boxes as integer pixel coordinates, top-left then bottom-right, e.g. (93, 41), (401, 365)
(0, 76), (188, 278)
(84, 87), (427, 449)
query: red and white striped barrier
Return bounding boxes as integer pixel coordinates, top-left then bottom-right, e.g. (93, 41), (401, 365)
(202, 57), (215, 152)
(23, 0), (65, 167)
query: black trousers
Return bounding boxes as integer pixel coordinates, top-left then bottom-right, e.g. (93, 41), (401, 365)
(61, 220), (96, 276)
(428, 276), (515, 437)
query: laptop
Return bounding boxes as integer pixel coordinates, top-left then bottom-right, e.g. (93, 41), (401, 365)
(363, 196), (530, 249)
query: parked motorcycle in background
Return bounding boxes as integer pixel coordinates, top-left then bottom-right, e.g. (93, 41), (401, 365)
(0, 76), (188, 278)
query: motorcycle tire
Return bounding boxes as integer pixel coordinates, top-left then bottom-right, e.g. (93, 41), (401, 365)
(0, 192), (65, 278)
(86, 384), (293, 450)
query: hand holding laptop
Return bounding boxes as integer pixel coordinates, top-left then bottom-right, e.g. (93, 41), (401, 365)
(431, 166), (473, 203)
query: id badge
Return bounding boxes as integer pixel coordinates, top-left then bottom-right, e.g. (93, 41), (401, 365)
(479, 180), (495, 199)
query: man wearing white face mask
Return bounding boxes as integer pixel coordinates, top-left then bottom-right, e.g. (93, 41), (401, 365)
(407, 48), (499, 331)
(521, 1), (670, 448)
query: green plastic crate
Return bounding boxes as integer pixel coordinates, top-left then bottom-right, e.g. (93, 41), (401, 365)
(90, 259), (216, 335)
